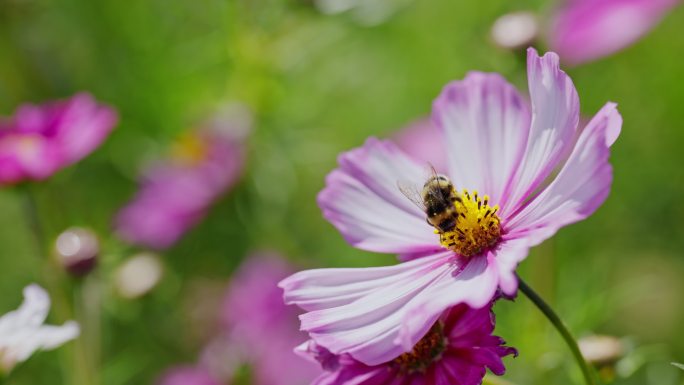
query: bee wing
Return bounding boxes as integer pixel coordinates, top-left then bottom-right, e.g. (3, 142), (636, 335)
(397, 180), (426, 212)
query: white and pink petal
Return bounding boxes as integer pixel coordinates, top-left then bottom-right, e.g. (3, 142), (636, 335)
(432, 72), (531, 209)
(505, 102), (621, 247)
(501, 48), (581, 218)
(318, 138), (439, 255)
(282, 252), (506, 366)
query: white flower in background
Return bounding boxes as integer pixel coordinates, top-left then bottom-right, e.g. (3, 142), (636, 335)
(0, 284), (79, 373)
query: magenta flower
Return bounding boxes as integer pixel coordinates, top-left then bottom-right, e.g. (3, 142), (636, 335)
(299, 303), (515, 385)
(280, 48), (622, 366)
(0, 93), (117, 184)
(115, 123), (245, 250)
(157, 366), (221, 385)
(159, 253), (319, 385)
(211, 253), (320, 385)
(549, 0), (679, 65)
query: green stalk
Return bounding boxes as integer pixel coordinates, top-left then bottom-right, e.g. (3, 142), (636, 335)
(20, 185), (89, 385)
(517, 277), (597, 385)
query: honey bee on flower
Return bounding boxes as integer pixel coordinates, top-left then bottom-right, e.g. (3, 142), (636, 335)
(399, 169), (502, 257)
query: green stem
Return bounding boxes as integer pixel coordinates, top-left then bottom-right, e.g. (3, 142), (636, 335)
(21, 184), (47, 252)
(517, 277), (597, 385)
(74, 276), (101, 385)
(19, 185), (88, 385)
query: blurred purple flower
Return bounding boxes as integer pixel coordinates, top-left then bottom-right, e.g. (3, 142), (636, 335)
(549, 0), (679, 65)
(157, 253), (319, 385)
(0, 93), (117, 184)
(115, 122), (246, 250)
(157, 366), (222, 385)
(298, 303), (515, 385)
(210, 253), (320, 385)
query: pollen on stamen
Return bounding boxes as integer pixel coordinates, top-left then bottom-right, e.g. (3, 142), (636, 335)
(391, 322), (446, 374)
(439, 189), (501, 257)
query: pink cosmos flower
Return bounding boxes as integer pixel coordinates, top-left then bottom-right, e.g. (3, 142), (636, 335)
(211, 253), (320, 385)
(0, 93), (118, 184)
(158, 253), (319, 385)
(549, 0), (679, 65)
(298, 303), (515, 385)
(115, 120), (246, 250)
(280, 48), (622, 366)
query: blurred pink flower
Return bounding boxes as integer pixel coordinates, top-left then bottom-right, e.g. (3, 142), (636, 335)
(0, 93), (117, 184)
(549, 0), (679, 65)
(115, 122), (246, 250)
(158, 253), (320, 385)
(157, 366), (222, 385)
(208, 253), (320, 385)
(280, 49), (622, 365)
(299, 303), (515, 385)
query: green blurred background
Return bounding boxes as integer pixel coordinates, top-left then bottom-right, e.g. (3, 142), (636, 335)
(0, 0), (683, 384)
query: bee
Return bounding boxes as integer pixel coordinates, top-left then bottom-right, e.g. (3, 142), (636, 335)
(398, 170), (461, 233)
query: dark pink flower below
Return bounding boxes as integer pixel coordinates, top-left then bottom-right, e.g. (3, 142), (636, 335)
(299, 303), (516, 385)
(0, 93), (118, 184)
(115, 123), (246, 250)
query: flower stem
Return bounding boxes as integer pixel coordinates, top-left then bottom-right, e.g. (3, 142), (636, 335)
(517, 277), (596, 385)
(21, 184), (47, 251)
(19, 185), (87, 385)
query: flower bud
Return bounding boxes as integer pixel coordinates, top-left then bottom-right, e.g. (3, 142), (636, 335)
(114, 253), (164, 299)
(490, 11), (539, 50)
(579, 335), (625, 366)
(55, 227), (99, 276)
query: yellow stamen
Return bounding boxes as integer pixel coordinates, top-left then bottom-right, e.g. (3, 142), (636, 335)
(391, 322), (446, 374)
(171, 133), (208, 165)
(439, 189), (501, 257)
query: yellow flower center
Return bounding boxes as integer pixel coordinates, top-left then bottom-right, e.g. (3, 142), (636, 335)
(171, 133), (208, 165)
(438, 189), (501, 257)
(391, 322), (446, 374)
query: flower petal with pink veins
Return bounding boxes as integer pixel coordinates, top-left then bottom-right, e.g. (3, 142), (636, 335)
(283, 252), (503, 366)
(491, 238), (530, 296)
(501, 48), (580, 218)
(281, 252), (450, 312)
(432, 72), (531, 209)
(318, 138), (440, 254)
(505, 102), (621, 247)
(395, 253), (498, 352)
(296, 254), (452, 365)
